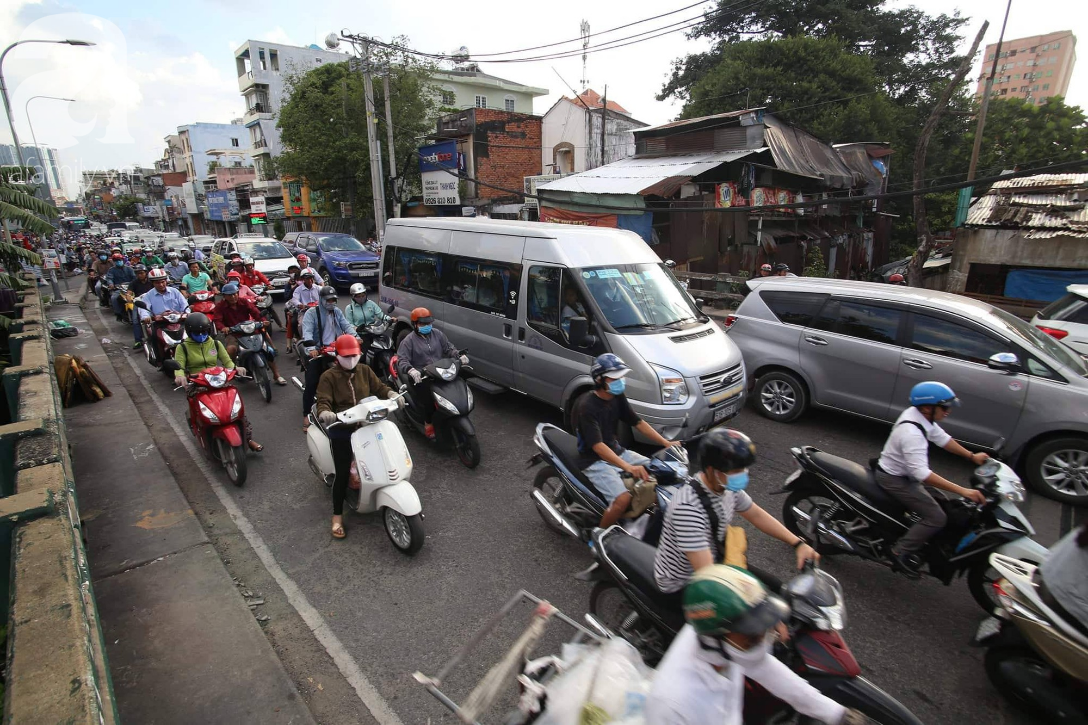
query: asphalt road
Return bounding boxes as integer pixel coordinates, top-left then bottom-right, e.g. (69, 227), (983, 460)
(89, 298), (1079, 725)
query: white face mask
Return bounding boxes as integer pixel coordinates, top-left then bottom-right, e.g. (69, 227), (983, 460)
(337, 355), (360, 370)
(722, 634), (773, 669)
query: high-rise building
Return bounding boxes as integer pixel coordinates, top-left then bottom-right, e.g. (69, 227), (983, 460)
(975, 31), (1077, 105)
(0, 143), (63, 196)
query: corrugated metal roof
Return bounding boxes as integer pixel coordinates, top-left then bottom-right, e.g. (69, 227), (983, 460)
(536, 149), (763, 196)
(990, 173), (1088, 190)
(965, 172), (1088, 235)
(638, 108), (765, 134)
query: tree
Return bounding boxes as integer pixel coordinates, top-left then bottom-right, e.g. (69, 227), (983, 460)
(275, 39), (438, 224)
(0, 166), (49, 294)
(112, 195), (142, 220)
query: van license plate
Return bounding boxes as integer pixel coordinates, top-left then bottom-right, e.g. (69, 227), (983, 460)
(714, 403), (738, 422)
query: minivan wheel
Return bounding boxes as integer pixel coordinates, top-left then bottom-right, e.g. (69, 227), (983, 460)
(754, 371), (807, 423)
(1024, 437), (1088, 506)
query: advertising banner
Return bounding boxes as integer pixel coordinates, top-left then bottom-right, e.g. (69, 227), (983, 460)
(206, 189), (239, 222)
(539, 206), (618, 228)
(420, 141), (460, 206)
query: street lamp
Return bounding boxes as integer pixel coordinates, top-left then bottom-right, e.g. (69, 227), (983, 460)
(25, 95), (74, 191)
(0, 39), (95, 169)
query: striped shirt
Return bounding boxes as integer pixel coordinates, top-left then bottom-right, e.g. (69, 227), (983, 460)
(654, 477), (753, 593)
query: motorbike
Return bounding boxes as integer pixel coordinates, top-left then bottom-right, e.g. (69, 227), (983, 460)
(304, 393), (425, 554)
(229, 320), (275, 403)
(164, 362), (248, 486)
(390, 350), (481, 469)
(527, 421), (687, 542)
(975, 553), (1088, 724)
(116, 287), (135, 324)
(587, 525), (924, 724)
(284, 300), (317, 355)
(134, 300), (186, 376)
(778, 445), (1049, 614)
(251, 284), (282, 330)
(358, 304), (397, 384)
(86, 268), (99, 300)
(97, 279), (112, 307)
(187, 291), (217, 330)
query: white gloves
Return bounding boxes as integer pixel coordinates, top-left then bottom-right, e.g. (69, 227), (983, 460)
(459, 354), (469, 365)
(235, 366), (247, 377)
(408, 368), (422, 384)
(319, 410), (337, 425)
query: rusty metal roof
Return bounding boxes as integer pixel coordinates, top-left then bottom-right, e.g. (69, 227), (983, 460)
(964, 172), (1088, 236)
(536, 149), (763, 196)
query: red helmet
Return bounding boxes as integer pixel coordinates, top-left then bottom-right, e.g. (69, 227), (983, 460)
(226, 270), (242, 279)
(889, 273), (906, 284)
(111, 253), (124, 260)
(334, 334), (361, 356)
(296, 253), (310, 264)
(410, 307), (432, 323)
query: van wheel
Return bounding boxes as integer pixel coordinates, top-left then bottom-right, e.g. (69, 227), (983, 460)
(753, 371), (807, 423)
(1024, 436), (1088, 506)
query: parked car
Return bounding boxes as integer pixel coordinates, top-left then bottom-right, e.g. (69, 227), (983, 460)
(188, 235), (216, 255)
(280, 231), (301, 247)
(726, 277), (1088, 505)
(1031, 285), (1088, 358)
(380, 217), (744, 441)
(208, 236), (294, 296)
(292, 232), (379, 289)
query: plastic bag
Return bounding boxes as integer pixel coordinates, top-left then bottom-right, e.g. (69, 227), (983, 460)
(348, 461), (361, 490)
(535, 638), (653, 725)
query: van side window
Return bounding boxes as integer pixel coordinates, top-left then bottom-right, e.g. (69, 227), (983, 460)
(813, 299), (902, 345)
(450, 258), (520, 319)
(761, 291), (828, 326)
(528, 266), (588, 346)
(391, 248), (443, 299)
(909, 314), (1007, 365)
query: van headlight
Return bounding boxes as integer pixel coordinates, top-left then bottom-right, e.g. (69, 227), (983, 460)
(651, 364), (688, 405)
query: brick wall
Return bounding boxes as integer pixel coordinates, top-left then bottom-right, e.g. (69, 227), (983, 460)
(471, 109), (542, 201)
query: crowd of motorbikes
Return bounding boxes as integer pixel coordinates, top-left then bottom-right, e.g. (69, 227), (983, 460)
(71, 232), (1082, 724)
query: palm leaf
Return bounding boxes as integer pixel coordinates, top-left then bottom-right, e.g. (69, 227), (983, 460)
(0, 201), (55, 236)
(0, 185), (58, 216)
(0, 272), (29, 290)
(0, 240), (42, 265)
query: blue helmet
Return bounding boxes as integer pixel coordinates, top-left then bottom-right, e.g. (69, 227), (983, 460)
(590, 353), (630, 382)
(909, 381), (960, 408)
(221, 282), (240, 295)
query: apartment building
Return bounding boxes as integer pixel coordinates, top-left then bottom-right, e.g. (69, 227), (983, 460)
(975, 31), (1077, 105)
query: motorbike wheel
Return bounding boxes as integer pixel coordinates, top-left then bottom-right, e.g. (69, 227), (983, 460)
(218, 438), (248, 487)
(450, 421), (481, 469)
(383, 508), (424, 555)
(253, 362), (272, 403)
(781, 489), (846, 556)
(968, 556), (1040, 615)
(532, 466), (573, 534)
(144, 339), (159, 367)
(588, 580), (668, 665)
(984, 645), (1088, 725)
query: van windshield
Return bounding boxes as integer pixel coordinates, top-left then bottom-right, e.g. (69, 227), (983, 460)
(580, 263), (701, 331)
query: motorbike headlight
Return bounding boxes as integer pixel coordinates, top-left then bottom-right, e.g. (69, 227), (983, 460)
(229, 393), (242, 421)
(651, 364), (688, 405)
(433, 392), (459, 415)
(205, 371), (228, 388)
(198, 400), (220, 423)
(239, 321), (256, 334)
(436, 364), (457, 382)
(1003, 486), (1025, 504)
(465, 386), (473, 411)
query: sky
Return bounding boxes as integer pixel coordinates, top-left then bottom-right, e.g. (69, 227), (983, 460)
(2, 0), (1085, 199)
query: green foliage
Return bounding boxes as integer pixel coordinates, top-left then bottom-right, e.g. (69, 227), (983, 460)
(272, 220), (285, 240)
(803, 244), (830, 278)
(112, 195), (143, 220)
(275, 38), (439, 219)
(952, 97), (1088, 177)
(0, 166), (49, 293)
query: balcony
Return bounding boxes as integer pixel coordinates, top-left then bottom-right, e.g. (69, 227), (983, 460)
(237, 67), (273, 92)
(252, 178), (282, 195)
(243, 102), (273, 128)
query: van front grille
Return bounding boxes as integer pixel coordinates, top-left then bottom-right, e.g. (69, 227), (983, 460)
(699, 364), (743, 397)
(670, 328), (714, 343)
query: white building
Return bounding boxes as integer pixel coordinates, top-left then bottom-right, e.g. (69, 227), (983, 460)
(541, 89), (647, 175)
(430, 66), (547, 114)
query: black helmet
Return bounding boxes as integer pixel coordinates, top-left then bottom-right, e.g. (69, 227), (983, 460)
(689, 428), (756, 474)
(774, 263), (790, 272)
(184, 312), (213, 337)
(319, 285), (337, 303)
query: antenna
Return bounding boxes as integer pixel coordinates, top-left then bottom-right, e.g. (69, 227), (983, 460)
(579, 20), (590, 90)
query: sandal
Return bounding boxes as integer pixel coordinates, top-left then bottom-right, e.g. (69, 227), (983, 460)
(275, 376), (287, 386)
(332, 523), (346, 539)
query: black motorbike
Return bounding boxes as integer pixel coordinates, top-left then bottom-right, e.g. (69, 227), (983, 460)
(229, 320), (275, 403)
(587, 525), (923, 724)
(251, 284), (282, 330)
(391, 350), (480, 469)
(778, 445), (1049, 614)
(527, 421), (686, 542)
(358, 304), (397, 384)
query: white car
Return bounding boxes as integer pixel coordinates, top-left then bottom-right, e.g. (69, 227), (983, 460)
(1032, 285), (1088, 357)
(212, 237), (296, 297)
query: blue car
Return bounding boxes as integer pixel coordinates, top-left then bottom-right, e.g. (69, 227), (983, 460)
(293, 232), (380, 289)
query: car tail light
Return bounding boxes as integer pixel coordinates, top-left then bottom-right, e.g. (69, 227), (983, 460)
(1036, 325), (1069, 340)
(723, 315), (738, 329)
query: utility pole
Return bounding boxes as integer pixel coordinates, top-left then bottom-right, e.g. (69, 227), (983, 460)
(357, 39), (387, 243)
(967, 0), (1013, 182)
(382, 69), (399, 218)
(600, 85), (608, 168)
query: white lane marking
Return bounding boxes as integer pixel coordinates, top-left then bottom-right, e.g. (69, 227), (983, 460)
(95, 308), (404, 725)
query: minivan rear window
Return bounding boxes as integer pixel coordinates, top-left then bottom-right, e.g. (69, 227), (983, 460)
(1037, 292), (1088, 324)
(760, 291), (828, 326)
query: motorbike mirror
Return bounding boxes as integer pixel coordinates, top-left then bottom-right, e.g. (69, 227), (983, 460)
(133, 299), (148, 310)
(987, 352), (1021, 374)
(162, 359), (181, 372)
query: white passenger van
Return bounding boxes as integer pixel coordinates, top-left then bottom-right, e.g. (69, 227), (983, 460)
(378, 218), (745, 439)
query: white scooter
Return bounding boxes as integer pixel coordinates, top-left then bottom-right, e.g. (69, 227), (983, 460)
(305, 394), (425, 554)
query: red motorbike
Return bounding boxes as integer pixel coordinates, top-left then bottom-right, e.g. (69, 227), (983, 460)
(187, 291), (218, 331)
(166, 364), (248, 486)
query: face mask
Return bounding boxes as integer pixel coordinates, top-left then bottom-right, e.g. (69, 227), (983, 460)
(99, 254), (107, 260)
(325, 302), (337, 311)
(607, 377), (626, 395)
(353, 295), (367, 305)
(191, 332), (209, 343)
(723, 634), (773, 669)
(726, 470), (750, 492)
(337, 355), (360, 370)
(417, 324), (432, 335)
(114, 260), (124, 267)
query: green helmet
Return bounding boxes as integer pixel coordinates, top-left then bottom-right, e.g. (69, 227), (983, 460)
(683, 565), (790, 636)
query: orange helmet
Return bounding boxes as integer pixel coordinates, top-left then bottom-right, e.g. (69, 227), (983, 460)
(334, 334), (361, 356)
(410, 307), (432, 324)
(888, 273), (906, 284)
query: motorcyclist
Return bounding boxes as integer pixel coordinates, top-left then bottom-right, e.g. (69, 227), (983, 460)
(138, 247), (164, 268)
(875, 381), (988, 578)
(215, 281), (287, 386)
(569, 353), (678, 528)
(172, 312), (263, 453)
(104, 253), (136, 320)
(181, 259), (215, 294)
(395, 307), (462, 440)
(645, 565), (858, 725)
(758, 263), (774, 278)
(137, 267), (190, 362)
(775, 263), (796, 277)
(91, 251), (112, 296)
(887, 273), (907, 285)
(654, 428), (818, 596)
(126, 265), (155, 349)
(300, 286), (356, 429)
(344, 283), (384, 328)
(163, 252), (188, 283)
(287, 268), (322, 350)
(315, 334), (398, 540)
(240, 255), (269, 288)
(225, 270), (257, 302)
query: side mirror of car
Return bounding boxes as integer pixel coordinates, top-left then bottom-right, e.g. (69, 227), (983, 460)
(568, 316), (596, 348)
(162, 359), (181, 372)
(694, 297), (705, 311)
(664, 259), (677, 269)
(133, 299), (148, 310)
(987, 352), (1021, 374)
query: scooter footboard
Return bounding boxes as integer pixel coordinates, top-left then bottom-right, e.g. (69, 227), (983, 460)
(375, 481), (422, 517)
(995, 535), (1049, 564)
(806, 675), (923, 725)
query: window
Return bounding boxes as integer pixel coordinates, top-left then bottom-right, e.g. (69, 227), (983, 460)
(1049, 56), (1057, 64)
(475, 95), (487, 109)
(1053, 41), (1060, 49)
(231, 138), (239, 147)
(812, 299), (902, 344)
(1000, 89), (1007, 95)
(1043, 84), (1050, 91)
(392, 248), (443, 298)
(910, 315), (1006, 365)
(451, 258), (518, 317)
(504, 96), (515, 112)
(270, 50), (279, 72)
(441, 89), (456, 105)
(1047, 70), (1053, 77)
(526, 266), (586, 345)
(1030, 46), (1037, 53)
(1014, 74), (1020, 80)
(761, 291), (828, 326)
(1038, 293), (1088, 324)
(1026, 60), (1034, 66)
(1033, 84), (1040, 91)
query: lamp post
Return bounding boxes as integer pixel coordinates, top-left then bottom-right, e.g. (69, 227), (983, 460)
(0, 39), (94, 169)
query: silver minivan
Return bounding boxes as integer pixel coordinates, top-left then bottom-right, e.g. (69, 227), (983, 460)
(727, 277), (1088, 505)
(378, 218), (745, 440)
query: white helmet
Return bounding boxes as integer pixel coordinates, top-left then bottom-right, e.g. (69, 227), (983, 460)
(349, 283), (366, 296)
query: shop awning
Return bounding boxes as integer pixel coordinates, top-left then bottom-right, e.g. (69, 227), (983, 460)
(537, 149), (763, 197)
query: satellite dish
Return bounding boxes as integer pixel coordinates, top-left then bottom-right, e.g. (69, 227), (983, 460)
(324, 33), (341, 50)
